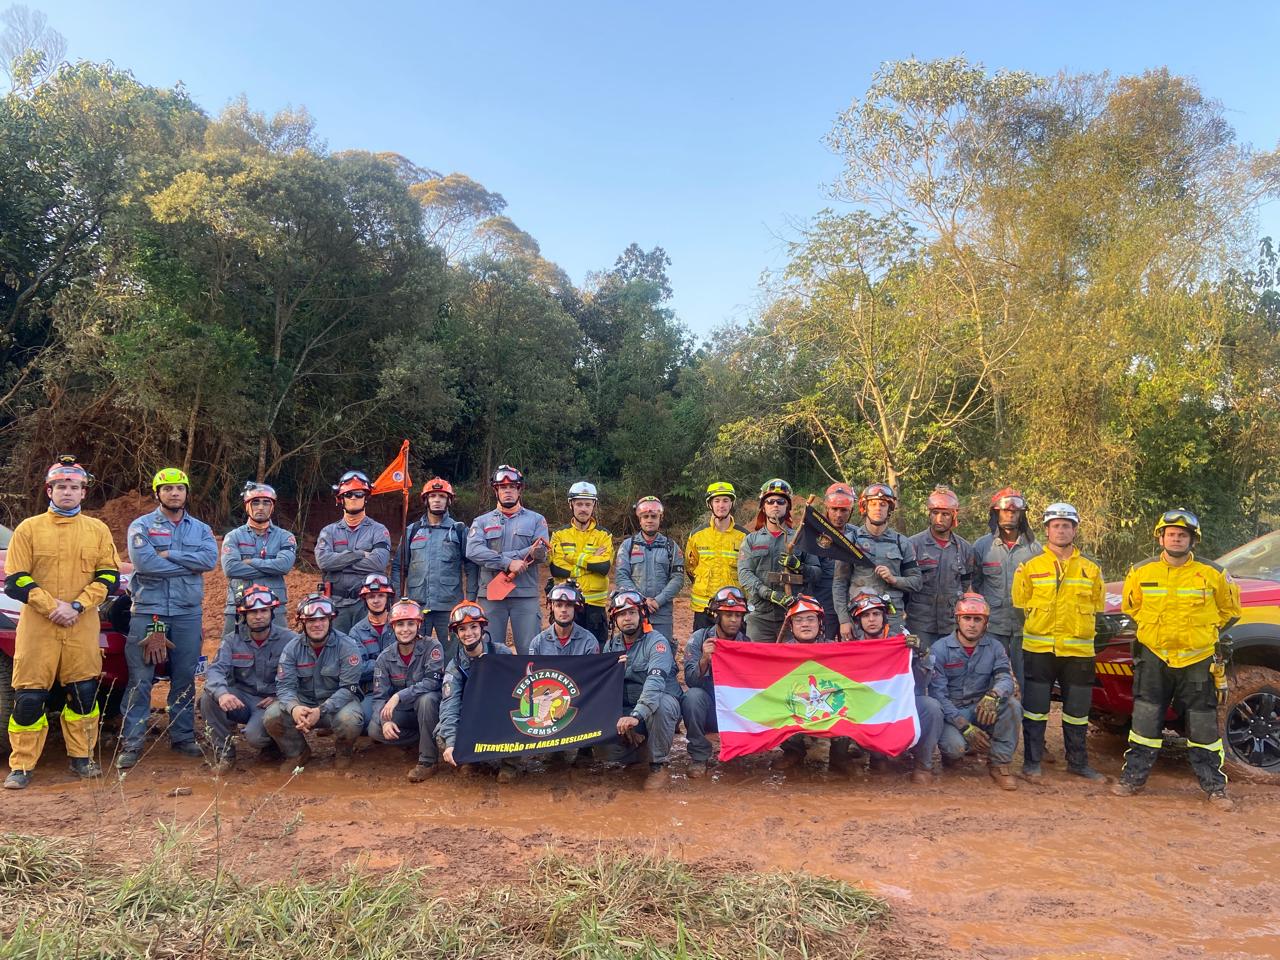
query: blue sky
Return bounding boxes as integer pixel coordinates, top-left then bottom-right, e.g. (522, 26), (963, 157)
(32, 1), (1280, 338)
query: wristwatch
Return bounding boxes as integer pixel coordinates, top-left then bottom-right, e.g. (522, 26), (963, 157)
(70, 601), (84, 613)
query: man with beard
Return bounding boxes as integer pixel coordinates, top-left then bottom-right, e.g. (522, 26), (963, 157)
(220, 482), (297, 634)
(681, 586), (748, 778)
(366, 598), (446, 782)
(548, 481), (613, 646)
(972, 487), (1042, 691)
(738, 479), (819, 642)
(907, 487), (975, 647)
(833, 483), (922, 638)
(685, 481), (746, 633)
(615, 497), (685, 645)
(814, 483), (857, 642)
(316, 470), (392, 634)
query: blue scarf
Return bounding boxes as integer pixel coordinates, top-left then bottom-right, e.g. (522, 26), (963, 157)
(48, 502), (82, 518)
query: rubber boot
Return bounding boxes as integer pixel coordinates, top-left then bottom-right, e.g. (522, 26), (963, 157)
(68, 757), (103, 779)
(1116, 740), (1158, 793)
(1021, 718), (1046, 781)
(1063, 724), (1105, 781)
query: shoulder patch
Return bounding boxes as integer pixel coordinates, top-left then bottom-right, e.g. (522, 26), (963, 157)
(654, 641), (667, 654)
(132, 533), (145, 548)
(347, 654), (360, 666)
(430, 647), (442, 660)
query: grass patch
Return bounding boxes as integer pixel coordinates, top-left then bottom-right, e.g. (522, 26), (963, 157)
(0, 833), (892, 959)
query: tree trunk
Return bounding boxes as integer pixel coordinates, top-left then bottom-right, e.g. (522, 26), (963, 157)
(181, 381), (202, 476)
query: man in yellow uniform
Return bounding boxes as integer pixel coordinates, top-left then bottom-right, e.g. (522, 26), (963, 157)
(548, 481), (613, 646)
(1011, 502), (1105, 782)
(3, 457), (120, 789)
(1112, 509), (1241, 807)
(685, 481), (745, 632)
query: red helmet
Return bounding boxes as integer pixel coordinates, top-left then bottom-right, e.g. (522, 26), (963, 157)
(858, 483), (897, 515)
(850, 589), (890, 620)
(296, 594), (337, 621)
(990, 486), (1026, 511)
(359, 574), (394, 597)
(236, 584), (281, 612)
(242, 481), (277, 503)
(390, 598), (424, 624)
(492, 464), (524, 488)
(421, 477), (454, 501)
(607, 589), (650, 628)
(925, 486), (959, 514)
(45, 455), (92, 487)
(955, 592), (991, 620)
(824, 482), (855, 510)
(334, 469), (371, 504)
(707, 586), (748, 615)
(448, 601), (488, 631)
(783, 594), (825, 624)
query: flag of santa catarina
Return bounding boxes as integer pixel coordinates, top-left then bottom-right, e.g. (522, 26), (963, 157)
(712, 637), (920, 761)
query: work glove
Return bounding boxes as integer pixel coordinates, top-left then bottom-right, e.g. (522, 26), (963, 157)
(902, 633), (922, 651)
(962, 724), (992, 752)
(778, 553), (802, 573)
(768, 590), (798, 609)
(142, 619), (174, 666)
(975, 692), (1000, 726)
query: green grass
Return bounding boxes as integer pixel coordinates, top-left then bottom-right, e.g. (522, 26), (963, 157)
(0, 833), (892, 960)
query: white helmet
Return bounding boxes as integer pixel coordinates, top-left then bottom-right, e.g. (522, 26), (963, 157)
(1042, 502), (1080, 526)
(568, 481), (598, 502)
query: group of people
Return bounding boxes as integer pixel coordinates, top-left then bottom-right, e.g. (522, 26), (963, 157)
(2, 458), (1240, 807)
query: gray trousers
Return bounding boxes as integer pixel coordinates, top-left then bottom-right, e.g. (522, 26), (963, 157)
(366, 692), (440, 765)
(910, 695), (945, 770)
(262, 699), (364, 759)
(479, 595), (542, 654)
(939, 698), (1023, 765)
(745, 610), (784, 642)
(333, 602), (364, 635)
(597, 692), (682, 765)
(989, 633), (1025, 692)
(681, 686), (717, 763)
(199, 686), (273, 749)
(648, 608), (674, 645)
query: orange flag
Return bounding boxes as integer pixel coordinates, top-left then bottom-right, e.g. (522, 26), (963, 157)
(371, 440), (411, 495)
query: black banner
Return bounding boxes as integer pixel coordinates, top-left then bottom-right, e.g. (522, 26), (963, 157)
(793, 505), (873, 567)
(454, 652), (624, 762)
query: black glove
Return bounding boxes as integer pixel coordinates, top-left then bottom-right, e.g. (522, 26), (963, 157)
(769, 590), (798, 609)
(778, 554), (802, 573)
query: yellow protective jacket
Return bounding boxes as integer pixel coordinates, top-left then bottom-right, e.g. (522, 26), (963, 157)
(1121, 554), (1241, 668)
(685, 519), (746, 612)
(3, 510), (120, 650)
(1011, 548), (1105, 657)
(548, 520), (613, 607)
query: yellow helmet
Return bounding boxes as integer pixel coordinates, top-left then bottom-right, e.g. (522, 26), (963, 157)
(705, 481), (737, 503)
(151, 467), (190, 492)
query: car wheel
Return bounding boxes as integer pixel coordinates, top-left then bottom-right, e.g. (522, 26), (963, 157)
(0, 650), (13, 757)
(1221, 665), (1280, 784)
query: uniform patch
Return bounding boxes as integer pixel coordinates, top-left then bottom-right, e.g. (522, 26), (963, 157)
(133, 534), (145, 548)
(430, 648), (442, 660)
(347, 655), (360, 666)
(655, 642), (667, 653)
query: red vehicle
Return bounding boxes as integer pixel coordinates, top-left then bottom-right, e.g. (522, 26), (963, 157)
(1092, 532), (1280, 783)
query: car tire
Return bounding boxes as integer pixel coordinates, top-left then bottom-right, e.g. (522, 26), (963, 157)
(0, 650), (13, 757)
(1220, 665), (1280, 784)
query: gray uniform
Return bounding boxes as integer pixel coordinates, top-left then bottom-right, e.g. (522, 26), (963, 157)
(466, 505), (549, 655)
(366, 638), (446, 765)
(219, 522), (297, 632)
(391, 512), (478, 649)
(614, 533), (685, 643)
(528, 623), (602, 656)
(928, 632), (1022, 765)
(680, 626), (746, 764)
(971, 531), (1042, 688)
(905, 531), (975, 645)
(200, 623), (296, 749)
(263, 629), (365, 757)
(437, 639), (513, 750)
(315, 517), (392, 633)
(832, 526), (923, 634)
(737, 527), (820, 642)
(600, 629), (682, 765)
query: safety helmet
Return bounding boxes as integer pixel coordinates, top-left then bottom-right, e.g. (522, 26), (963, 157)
(824, 482), (855, 510)
(46, 455), (92, 487)
(634, 495), (664, 514)
(421, 477), (454, 501)
(707, 585), (748, 615)
(236, 584), (281, 612)
(858, 483), (897, 515)
(359, 573), (394, 597)
(241, 481), (277, 503)
(547, 582), (585, 609)
(151, 467), (190, 493)
(925, 486), (960, 514)
(390, 598), (424, 624)
(333, 470), (371, 503)
(607, 589), (649, 626)
(448, 600), (488, 631)
(849, 588), (890, 620)
(492, 464), (524, 488)
(297, 594), (337, 621)
(1042, 502), (1080, 526)
(990, 486), (1026, 511)
(1153, 508), (1201, 541)
(759, 478), (793, 501)
(954, 592), (991, 620)
(783, 594), (825, 624)
(705, 481), (737, 503)
(568, 481), (598, 502)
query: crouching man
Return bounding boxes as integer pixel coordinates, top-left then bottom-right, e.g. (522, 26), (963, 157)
(366, 598), (445, 782)
(681, 586), (749, 778)
(263, 594), (364, 770)
(929, 592), (1022, 791)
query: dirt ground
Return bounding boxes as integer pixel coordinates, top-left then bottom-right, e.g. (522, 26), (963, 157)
(13, 497), (1270, 958)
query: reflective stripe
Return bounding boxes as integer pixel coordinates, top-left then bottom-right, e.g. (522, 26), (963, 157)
(62, 702), (101, 723)
(7, 713), (49, 733)
(1186, 738), (1223, 752)
(1128, 729), (1163, 749)
(1139, 586), (1168, 595)
(1061, 713), (1089, 726)
(14, 574), (34, 587)
(1023, 710), (1049, 722)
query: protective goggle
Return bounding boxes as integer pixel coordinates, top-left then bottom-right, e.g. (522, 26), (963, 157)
(239, 587), (279, 610)
(608, 590), (646, 612)
(634, 496), (663, 513)
(1160, 509), (1199, 527)
(339, 470), (370, 484)
(994, 495), (1026, 510)
(450, 603), (486, 623)
(547, 585), (582, 604)
(493, 465), (523, 485)
(298, 600), (336, 619)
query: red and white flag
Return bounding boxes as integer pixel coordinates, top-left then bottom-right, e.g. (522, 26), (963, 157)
(712, 637), (920, 761)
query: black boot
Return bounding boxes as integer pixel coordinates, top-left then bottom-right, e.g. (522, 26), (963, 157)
(1063, 724), (1105, 781)
(1117, 740), (1158, 790)
(1021, 718), (1046, 780)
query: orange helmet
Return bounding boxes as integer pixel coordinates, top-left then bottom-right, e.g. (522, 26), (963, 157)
(707, 586), (748, 615)
(784, 594), (825, 623)
(421, 477), (454, 501)
(45, 455), (92, 487)
(334, 469), (371, 504)
(955, 592), (991, 620)
(990, 486), (1026, 511)
(359, 573), (394, 597)
(850, 589), (890, 620)
(925, 486), (959, 515)
(858, 483), (897, 515)
(448, 600), (488, 631)
(236, 584), (281, 613)
(390, 598), (424, 624)
(824, 482), (855, 510)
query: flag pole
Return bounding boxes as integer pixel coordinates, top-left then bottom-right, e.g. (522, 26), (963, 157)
(399, 440), (410, 597)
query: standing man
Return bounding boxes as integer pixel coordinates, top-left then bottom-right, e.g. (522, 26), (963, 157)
(1112, 510), (1240, 807)
(529, 583), (602, 655)
(815, 483), (857, 642)
(199, 585), (295, 773)
(119, 467), (218, 771)
(437, 600), (517, 781)
(466, 464), (549, 655)
(907, 487), (975, 647)
(548, 481), (613, 646)
(833, 483), (922, 638)
(220, 481), (297, 634)
(681, 586), (748, 778)
(685, 481), (746, 633)
(615, 496), (685, 645)
(738, 479), (819, 642)
(391, 477), (477, 654)
(972, 486), (1042, 691)
(316, 470), (393, 634)
(3, 457), (119, 789)
(1011, 502), (1106, 782)
(366, 598), (445, 782)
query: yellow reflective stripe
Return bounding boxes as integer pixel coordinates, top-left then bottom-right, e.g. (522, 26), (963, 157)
(1128, 730), (1163, 749)
(62, 702), (100, 723)
(14, 574), (34, 587)
(1023, 711), (1049, 722)
(1022, 632), (1052, 643)
(1060, 578), (1093, 587)
(8, 713), (49, 733)
(1140, 587), (1168, 595)
(1186, 738), (1223, 752)
(1061, 713), (1089, 726)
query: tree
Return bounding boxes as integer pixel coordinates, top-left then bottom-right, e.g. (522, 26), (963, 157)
(1, 4), (65, 90)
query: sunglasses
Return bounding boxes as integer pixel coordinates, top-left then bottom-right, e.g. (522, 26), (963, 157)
(342, 491), (368, 499)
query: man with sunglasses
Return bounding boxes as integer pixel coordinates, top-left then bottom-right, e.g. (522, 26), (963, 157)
(316, 470), (392, 634)
(220, 481), (297, 634)
(615, 496), (685, 645)
(972, 486), (1043, 691)
(1113, 509), (1241, 807)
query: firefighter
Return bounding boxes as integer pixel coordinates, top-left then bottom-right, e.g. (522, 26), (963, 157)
(615, 496), (685, 644)
(772, 594), (833, 773)
(738, 479), (820, 642)
(437, 601), (517, 780)
(465, 464), (549, 655)
(3, 457), (119, 789)
(815, 483), (857, 642)
(200, 585), (295, 773)
(907, 486), (975, 646)
(833, 483), (922, 638)
(119, 467), (218, 770)
(547, 481), (612, 646)
(529, 582), (601, 655)
(972, 486), (1042, 691)
(681, 586), (748, 778)
(219, 481), (297, 634)
(1112, 510), (1241, 807)
(347, 573), (396, 727)
(316, 470), (393, 633)
(366, 598), (445, 782)
(1011, 502), (1106, 782)
(390, 477), (478, 655)
(685, 481), (746, 633)
(929, 593), (1022, 791)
